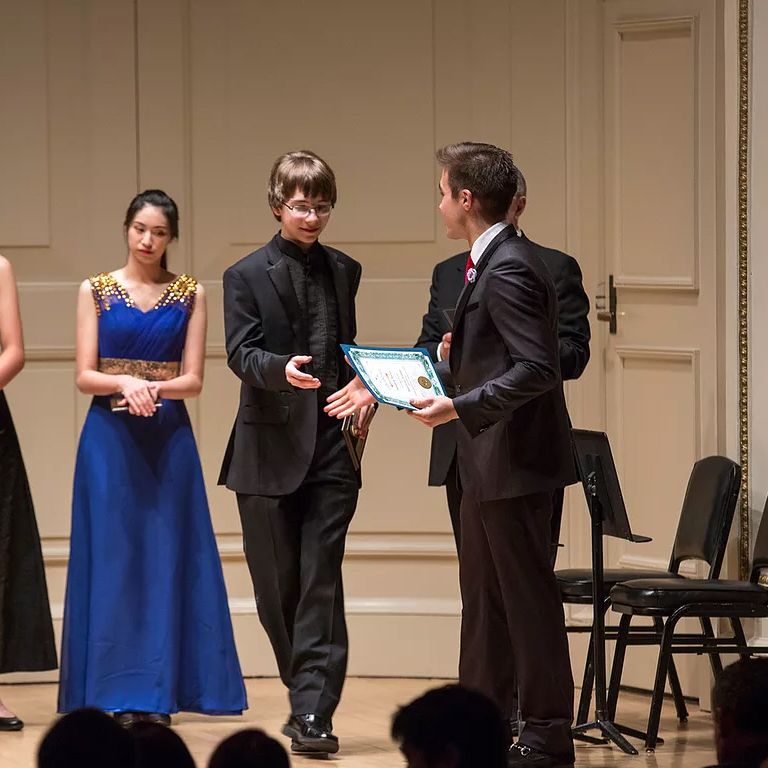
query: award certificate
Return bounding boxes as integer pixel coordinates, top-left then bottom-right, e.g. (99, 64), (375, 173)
(340, 345), (446, 410)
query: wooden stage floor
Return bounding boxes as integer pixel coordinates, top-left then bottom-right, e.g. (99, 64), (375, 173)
(0, 678), (716, 767)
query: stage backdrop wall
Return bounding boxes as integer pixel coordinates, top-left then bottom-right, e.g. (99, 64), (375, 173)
(0, 0), (735, 705)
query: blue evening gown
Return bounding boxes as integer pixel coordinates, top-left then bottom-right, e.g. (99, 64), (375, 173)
(58, 273), (247, 716)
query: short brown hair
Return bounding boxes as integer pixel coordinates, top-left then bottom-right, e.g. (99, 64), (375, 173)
(436, 142), (517, 221)
(268, 150), (337, 220)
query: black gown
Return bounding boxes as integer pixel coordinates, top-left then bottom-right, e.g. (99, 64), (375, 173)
(0, 390), (57, 673)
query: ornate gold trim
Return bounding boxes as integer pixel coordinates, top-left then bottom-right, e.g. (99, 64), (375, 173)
(739, 0), (750, 580)
(98, 358), (181, 381)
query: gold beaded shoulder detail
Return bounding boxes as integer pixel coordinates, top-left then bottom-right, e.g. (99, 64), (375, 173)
(158, 274), (198, 311)
(88, 273), (134, 317)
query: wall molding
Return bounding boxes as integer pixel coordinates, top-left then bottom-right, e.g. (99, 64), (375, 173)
(41, 532), (458, 566)
(618, 553), (698, 576)
(48, 596), (461, 622)
(613, 345), (702, 461)
(607, 13), (701, 292)
(231, 596), (461, 618)
(613, 275), (698, 291)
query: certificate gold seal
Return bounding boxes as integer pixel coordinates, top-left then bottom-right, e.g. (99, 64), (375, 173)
(418, 376), (432, 389)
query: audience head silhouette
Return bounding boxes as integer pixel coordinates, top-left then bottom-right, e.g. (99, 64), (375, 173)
(37, 708), (134, 768)
(208, 728), (289, 768)
(391, 684), (507, 768)
(130, 720), (196, 768)
(713, 658), (768, 766)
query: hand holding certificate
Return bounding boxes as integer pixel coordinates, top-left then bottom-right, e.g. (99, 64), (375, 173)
(325, 345), (457, 426)
(341, 345), (445, 408)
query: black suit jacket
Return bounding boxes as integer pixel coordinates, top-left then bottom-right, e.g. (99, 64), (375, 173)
(436, 226), (577, 501)
(417, 234), (590, 487)
(218, 235), (362, 496)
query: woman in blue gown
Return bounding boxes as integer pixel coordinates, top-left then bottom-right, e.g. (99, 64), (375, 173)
(58, 190), (247, 725)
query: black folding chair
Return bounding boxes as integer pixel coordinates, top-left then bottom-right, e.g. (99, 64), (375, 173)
(609, 485), (764, 753)
(557, 433), (740, 742)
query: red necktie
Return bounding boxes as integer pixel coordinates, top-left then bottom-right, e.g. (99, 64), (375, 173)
(465, 254), (473, 283)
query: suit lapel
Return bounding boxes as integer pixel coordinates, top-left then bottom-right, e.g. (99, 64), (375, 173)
(265, 238), (307, 348)
(449, 253), (467, 304)
(324, 247), (351, 341)
(452, 226), (517, 332)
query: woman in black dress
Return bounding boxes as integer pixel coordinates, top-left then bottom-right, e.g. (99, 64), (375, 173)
(0, 255), (57, 730)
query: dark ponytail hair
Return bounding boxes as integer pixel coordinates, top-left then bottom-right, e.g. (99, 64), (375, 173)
(124, 189), (179, 269)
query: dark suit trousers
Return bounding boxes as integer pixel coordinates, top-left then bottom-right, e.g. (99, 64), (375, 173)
(458, 491), (574, 760)
(444, 454), (462, 550)
(449, 473), (566, 568)
(236, 408), (359, 720)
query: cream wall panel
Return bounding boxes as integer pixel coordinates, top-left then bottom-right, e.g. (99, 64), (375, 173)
(615, 19), (697, 287)
(43, 0), (137, 282)
(3, 0), (136, 281)
(5, 362), (82, 539)
(197, 354), (241, 534)
(355, 279), (433, 345)
(16, 284), (79, 351)
(187, 0), (436, 281)
(136, 0), (192, 272)
(0, 0), (50, 247)
(510, 0), (568, 252)
(350, 407), (444, 534)
(611, 348), (699, 565)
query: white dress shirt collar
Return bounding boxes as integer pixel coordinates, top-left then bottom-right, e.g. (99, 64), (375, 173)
(469, 221), (510, 266)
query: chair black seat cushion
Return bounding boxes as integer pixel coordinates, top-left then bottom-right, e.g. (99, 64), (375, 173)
(610, 577), (768, 613)
(556, 568), (676, 600)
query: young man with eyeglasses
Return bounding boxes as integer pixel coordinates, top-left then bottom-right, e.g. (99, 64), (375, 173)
(219, 150), (366, 757)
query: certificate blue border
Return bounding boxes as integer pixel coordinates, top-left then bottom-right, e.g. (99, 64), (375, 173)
(340, 344), (446, 409)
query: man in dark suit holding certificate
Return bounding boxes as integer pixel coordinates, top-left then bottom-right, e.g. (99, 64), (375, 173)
(415, 168), (591, 558)
(408, 143), (577, 768)
(327, 143), (577, 766)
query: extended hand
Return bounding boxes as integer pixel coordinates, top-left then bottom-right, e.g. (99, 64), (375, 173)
(325, 375), (376, 418)
(286, 355), (321, 389)
(408, 395), (458, 428)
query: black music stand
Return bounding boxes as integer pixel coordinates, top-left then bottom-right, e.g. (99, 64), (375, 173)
(570, 429), (652, 755)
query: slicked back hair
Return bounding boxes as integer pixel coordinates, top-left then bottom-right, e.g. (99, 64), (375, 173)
(436, 142), (517, 222)
(514, 165), (527, 197)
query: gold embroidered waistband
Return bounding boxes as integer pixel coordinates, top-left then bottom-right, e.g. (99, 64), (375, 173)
(98, 358), (180, 381)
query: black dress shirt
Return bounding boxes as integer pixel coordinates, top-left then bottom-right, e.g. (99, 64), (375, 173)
(277, 234), (340, 398)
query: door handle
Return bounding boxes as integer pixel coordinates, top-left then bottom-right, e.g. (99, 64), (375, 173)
(595, 275), (617, 334)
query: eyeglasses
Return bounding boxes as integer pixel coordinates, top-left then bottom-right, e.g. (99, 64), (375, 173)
(283, 202), (334, 218)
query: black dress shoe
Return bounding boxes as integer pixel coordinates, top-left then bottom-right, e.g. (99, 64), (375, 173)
(506, 719), (520, 745)
(508, 743), (574, 768)
(282, 714), (339, 754)
(143, 713), (172, 726)
(113, 712), (140, 728)
(290, 740), (327, 758)
(0, 717), (23, 732)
